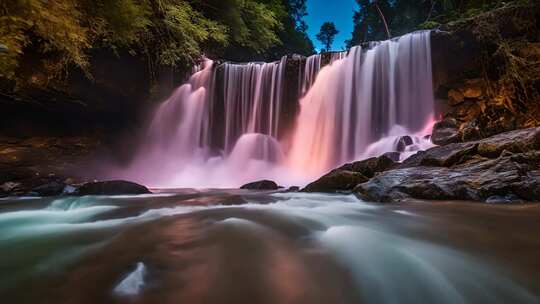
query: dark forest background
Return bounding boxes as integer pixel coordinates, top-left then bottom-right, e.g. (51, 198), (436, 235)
(1, 0), (526, 88)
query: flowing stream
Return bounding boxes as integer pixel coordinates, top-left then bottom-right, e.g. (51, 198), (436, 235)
(1, 191), (539, 303)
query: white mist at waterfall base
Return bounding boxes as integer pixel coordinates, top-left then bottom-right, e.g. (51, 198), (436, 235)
(113, 31), (435, 188)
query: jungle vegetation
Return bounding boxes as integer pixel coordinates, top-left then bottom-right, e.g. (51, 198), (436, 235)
(347, 0), (532, 46)
(0, 0), (314, 85)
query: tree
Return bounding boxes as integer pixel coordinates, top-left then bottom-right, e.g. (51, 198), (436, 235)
(316, 22), (339, 52)
(347, 0), (507, 47)
(0, 0), (315, 85)
(372, 0), (391, 39)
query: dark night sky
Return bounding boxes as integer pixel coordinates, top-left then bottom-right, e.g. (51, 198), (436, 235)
(305, 0), (359, 52)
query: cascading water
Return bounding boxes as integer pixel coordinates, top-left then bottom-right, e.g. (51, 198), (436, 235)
(118, 31), (435, 188)
(220, 56), (287, 152)
(288, 31), (434, 174)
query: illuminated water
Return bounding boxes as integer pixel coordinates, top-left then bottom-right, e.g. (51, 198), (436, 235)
(115, 31), (435, 188)
(1, 192), (539, 303)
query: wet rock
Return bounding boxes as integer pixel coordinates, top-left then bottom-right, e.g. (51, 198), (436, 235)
(286, 186), (300, 192)
(338, 155), (397, 178)
(240, 180), (279, 190)
(476, 126), (540, 157)
(403, 127), (540, 169)
(432, 118), (459, 145)
(62, 184), (78, 195)
(355, 152), (540, 203)
(31, 180), (66, 196)
(459, 119), (481, 141)
(77, 180), (151, 195)
(301, 155), (397, 193)
(395, 136), (413, 152)
(383, 152), (401, 162)
(400, 142), (478, 168)
(0, 181), (20, 193)
(302, 170), (369, 193)
(354, 128), (540, 203)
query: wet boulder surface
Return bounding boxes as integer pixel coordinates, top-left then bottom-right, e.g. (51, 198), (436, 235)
(76, 180), (151, 196)
(301, 155), (396, 193)
(354, 127), (540, 203)
(302, 127), (540, 203)
(240, 180), (279, 190)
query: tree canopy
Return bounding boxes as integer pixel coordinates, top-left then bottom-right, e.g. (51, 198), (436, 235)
(0, 0), (314, 85)
(316, 22), (339, 52)
(347, 0), (527, 47)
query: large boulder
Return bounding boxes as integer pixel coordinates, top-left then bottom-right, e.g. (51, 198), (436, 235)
(431, 118), (460, 145)
(77, 180), (151, 195)
(395, 136), (413, 152)
(476, 126), (540, 157)
(302, 170), (368, 193)
(337, 155), (397, 178)
(403, 126), (540, 168)
(240, 180), (279, 190)
(31, 179), (66, 196)
(355, 151), (540, 202)
(355, 127), (540, 203)
(400, 142), (478, 168)
(301, 155), (396, 193)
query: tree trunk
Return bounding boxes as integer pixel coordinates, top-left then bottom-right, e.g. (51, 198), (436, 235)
(373, 2), (391, 39)
(425, 0), (436, 22)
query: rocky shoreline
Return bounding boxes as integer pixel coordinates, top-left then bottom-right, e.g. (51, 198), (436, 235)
(301, 126), (540, 203)
(0, 136), (152, 197)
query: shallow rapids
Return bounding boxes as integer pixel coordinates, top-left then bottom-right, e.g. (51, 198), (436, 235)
(1, 191), (539, 303)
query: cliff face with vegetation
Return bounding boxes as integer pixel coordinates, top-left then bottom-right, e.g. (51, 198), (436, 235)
(431, 1), (540, 144)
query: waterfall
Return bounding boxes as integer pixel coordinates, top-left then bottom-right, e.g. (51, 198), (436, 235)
(289, 31), (434, 174)
(220, 56), (287, 152)
(118, 31), (435, 188)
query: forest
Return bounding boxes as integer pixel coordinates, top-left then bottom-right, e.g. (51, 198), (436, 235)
(0, 0), (312, 86)
(1, 0), (527, 88)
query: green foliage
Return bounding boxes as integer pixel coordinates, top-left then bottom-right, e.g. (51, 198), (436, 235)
(347, 0), (526, 46)
(418, 21), (441, 29)
(316, 22), (339, 52)
(84, 0), (152, 47)
(156, 1), (229, 67)
(0, 0), (90, 80)
(0, 0), (314, 86)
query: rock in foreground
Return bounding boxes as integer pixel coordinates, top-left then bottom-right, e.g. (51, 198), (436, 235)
(355, 127), (540, 203)
(302, 170), (368, 193)
(301, 155), (396, 193)
(240, 180), (279, 190)
(302, 127), (540, 203)
(77, 180), (151, 195)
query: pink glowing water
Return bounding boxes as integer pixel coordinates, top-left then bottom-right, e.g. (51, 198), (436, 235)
(116, 31), (435, 188)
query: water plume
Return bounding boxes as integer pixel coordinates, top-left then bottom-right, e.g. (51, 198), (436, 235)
(118, 31), (435, 188)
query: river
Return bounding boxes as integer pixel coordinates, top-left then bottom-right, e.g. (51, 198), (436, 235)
(1, 190), (539, 303)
